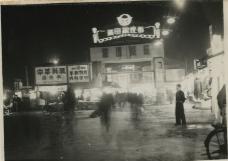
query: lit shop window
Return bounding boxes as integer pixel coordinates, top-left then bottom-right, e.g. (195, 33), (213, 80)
(102, 48), (109, 58)
(129, 46), (136, 56)
(116, 47), (122, 57)
(144, 45), (150, 55)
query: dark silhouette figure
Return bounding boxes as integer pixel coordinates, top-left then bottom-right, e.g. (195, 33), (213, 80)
(175, 84), (186, 126)
(90, 94), (114, 131)
(63, 86), (77, 112)
(12, 95), (22, 112)
(99, 94), (114, 131)
(128, 93), (144, 121)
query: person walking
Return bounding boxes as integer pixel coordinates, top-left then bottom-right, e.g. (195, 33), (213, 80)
(175, 84), (186, 126)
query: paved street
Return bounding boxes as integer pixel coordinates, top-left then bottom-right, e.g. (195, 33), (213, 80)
(4, 103), (215, 161)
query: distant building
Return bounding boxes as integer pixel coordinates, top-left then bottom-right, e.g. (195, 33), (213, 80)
(89, 13), (185, 104)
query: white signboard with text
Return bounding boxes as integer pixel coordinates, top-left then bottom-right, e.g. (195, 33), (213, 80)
(35, 66), (67, 85)
(68, 65), (89, 83)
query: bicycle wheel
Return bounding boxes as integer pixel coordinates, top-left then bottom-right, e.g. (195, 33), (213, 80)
(205, 128), (227, 159)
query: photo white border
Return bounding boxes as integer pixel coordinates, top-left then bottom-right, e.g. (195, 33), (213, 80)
(0, 1), (227, 161)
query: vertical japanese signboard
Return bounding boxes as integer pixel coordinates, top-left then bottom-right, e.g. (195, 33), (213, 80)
(68, 65), (89, 83)
(35, 66), (67, 85)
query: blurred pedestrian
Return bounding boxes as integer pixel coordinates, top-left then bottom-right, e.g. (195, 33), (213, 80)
(98, 94), (114, 132)
(167, 89), (174, 104)
(194, 77), (202, 100)
(12, 95), (21, 112)
(128, 93), (143, 121)
(175, 84), (186, 126)
(63, 86), (77, 112)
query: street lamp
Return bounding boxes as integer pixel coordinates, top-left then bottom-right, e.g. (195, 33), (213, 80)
(49, 57), (59, 65)
(162, 30), (170, 36)
(174, 0), (186, 9)
(53, 59), (59, 65)
(167, 17), (176, 24)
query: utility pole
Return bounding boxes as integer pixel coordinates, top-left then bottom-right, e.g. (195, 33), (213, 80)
(209, 25), (213, 45)
(185, 58), (188, 76)
(25, 66), (29, 87)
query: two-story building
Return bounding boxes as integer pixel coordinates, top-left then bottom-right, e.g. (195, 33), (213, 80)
(89, 13), (185, 104)
(90, 41), (165, 89)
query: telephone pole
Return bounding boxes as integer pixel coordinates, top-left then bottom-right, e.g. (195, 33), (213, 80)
(25, 66), (29, 87)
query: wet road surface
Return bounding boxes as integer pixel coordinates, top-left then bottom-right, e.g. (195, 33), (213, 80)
(4, 103), (215, 161)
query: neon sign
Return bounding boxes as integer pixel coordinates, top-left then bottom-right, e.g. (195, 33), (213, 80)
(117, 14), (133, 26)
(92, 14), (161, 44)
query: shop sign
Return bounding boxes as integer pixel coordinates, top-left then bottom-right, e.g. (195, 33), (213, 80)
(194, 59), (207, 70)
(35, 66), (67, 85)
(37, 85), (67, 92)
(122, 64), (135, 71)
(92, 14), (161, 43)
(68, 65), (89, 83)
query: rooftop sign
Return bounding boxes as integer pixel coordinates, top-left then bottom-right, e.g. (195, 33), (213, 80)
(117, 14), (133, 26)
(92, 14), (161, 44)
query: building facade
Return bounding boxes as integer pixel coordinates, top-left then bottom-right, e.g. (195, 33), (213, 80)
(89, 13), (186, 105)
(90, 41), (165, 89)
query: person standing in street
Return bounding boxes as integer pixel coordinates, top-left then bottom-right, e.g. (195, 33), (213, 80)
(175, 84), (186, 126)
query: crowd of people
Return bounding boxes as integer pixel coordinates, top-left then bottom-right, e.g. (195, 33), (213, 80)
(3, 81), (227, 129)
(90, 92), (145, 130)
(3, 86), (77, 114)
(88, 82), (226, 130)
(3, 94), (22, 115)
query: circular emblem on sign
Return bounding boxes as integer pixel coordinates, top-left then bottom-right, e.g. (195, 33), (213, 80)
(117, 14), (133, 27)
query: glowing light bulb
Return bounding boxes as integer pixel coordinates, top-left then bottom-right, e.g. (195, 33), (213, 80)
(53, 59), (59, 65)
(167, 17), (176, 24)
(174, 0), (186, 9)
(162, 30), (169, 36)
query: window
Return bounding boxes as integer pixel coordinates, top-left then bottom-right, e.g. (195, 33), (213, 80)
(144, 45), (150, 55)
(102, 48), (109, 58)
(116, 47), (122, 57)
(129, 46), (136, 56)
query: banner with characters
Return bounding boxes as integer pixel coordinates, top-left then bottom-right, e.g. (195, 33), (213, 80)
(68, 65), (89, 83)
(35, 66), (67, 85)
(92, 13), (161, 44)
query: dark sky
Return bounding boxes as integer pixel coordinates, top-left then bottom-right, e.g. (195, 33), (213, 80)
(2, 0), (223, 88)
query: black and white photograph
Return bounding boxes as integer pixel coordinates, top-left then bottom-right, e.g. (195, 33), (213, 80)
(1, 0), (227, 160)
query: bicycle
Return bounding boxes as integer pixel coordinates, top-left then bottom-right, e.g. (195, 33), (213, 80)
(204, 124), (227, 159)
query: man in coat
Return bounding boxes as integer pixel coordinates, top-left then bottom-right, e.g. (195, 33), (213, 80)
(175, 84), (186, 126)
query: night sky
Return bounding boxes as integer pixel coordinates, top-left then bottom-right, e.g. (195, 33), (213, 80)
(2, 0), (223, 89)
